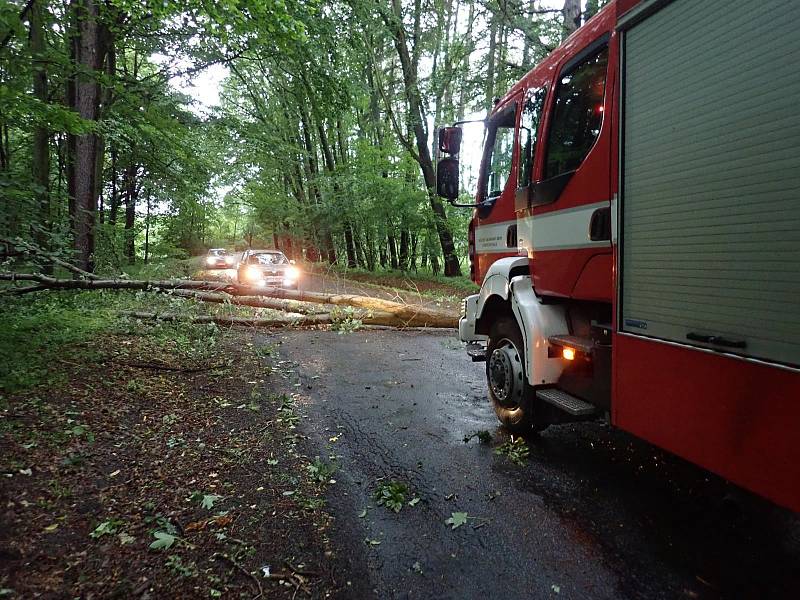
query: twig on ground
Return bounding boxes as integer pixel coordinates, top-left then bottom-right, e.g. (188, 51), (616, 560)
(214, 553), (263, 600)
(114, 360), (228, 373)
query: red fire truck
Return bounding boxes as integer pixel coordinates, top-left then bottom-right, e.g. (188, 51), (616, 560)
(438, 0), (800, 512)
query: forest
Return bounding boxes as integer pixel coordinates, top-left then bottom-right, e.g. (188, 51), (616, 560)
(1, 0), (605, 277)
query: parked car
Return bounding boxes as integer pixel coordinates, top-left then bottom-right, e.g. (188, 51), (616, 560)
(237, 249), (300, 289)
(204, 248), (235, 269)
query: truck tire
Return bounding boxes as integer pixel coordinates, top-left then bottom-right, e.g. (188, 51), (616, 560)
(486, 317), (546, 433)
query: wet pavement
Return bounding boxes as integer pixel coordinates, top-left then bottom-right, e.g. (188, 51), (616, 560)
(263, 328), (800, 600)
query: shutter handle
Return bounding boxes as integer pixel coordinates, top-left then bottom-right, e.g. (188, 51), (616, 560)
(686, 332), (747, 349)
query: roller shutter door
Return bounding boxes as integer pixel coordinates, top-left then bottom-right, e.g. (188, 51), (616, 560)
(620, 0), (800, 367)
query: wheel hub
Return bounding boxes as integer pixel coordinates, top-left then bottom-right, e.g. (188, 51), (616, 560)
(488, 341), (524, 409)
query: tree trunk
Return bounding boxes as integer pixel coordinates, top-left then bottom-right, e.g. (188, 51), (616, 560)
(379, 243), (387, 268)
(143, 190), (150, 264)
(316, 122), (338, 264)
(123, 165), (136, 263)
(399, 229), (410, 271)
(562, 0), (581, 41)
(66, 0), (108, 272)
(485, 15), (497, 113)
(30, 0), (51, 273)
(344, 225), (357, 268)
(109, 145), (118, 224)
(584, 0), (601, 21)
(2, 274), (459, 327)
(387, 232), (399, 270)
(382, 0), (462, 277)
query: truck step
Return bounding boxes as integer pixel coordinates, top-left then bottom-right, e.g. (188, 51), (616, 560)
(466, 343), (487, 362)
(536, 388), (597, 416)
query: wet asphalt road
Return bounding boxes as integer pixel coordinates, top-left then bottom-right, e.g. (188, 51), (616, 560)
(263, 329), (800, 600)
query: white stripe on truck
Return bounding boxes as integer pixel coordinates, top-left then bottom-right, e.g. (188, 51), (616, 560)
(474, 201), (610, 256)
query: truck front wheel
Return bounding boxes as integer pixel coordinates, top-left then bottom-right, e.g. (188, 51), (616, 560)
(486, 317), (545, 433)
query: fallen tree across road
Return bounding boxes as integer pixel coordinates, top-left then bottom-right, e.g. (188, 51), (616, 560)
(1, 272), (459, 328)
(121, 308), (429, 329)
(232, 285), (458, 328)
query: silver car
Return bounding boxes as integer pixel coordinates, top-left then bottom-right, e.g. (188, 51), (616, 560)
(236, 249), (300, 289)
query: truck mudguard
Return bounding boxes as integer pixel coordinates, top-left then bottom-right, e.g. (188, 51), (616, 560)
(509, 276), (569, 387)
(474, 257), (529, 319)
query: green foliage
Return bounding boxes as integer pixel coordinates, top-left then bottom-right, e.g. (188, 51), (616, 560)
(165, 555), (198, 578)
(90, 519), (121, 539)
(494, 437), (530, 466)
(0, 292), (117, 392)
(330, 306), (363, 333)
(149, 531), (177, 551)
(373, 480), (409, 513)
(445, 512), (469, 530)
(306, 457), (337, 484)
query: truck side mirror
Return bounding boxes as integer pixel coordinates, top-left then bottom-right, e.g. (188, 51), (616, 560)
(438, 127), (462, 155)
(437, 157), (459, 200)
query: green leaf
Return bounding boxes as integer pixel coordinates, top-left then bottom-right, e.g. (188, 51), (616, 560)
(408, 497), (420, 507)
(149, 531), (176, 550)
(90, 520), (118, 538)
(445, 512), (469, 529)
(201, 494), (221, 510)
(118, 532), (136, 545)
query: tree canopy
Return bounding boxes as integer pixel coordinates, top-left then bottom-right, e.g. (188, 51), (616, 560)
(1, 0), (606, 275)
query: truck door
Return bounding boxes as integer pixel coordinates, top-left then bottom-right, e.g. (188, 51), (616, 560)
(527, 38), (614, 300)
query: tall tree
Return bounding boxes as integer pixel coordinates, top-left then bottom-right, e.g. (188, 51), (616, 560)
(66, 0), (109, 271)
(29, 0), (50, 269)
(379, 0), (461, 276)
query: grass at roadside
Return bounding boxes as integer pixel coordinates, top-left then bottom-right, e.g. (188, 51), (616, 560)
(0, 287), (291, 395)
(0, 263), (340, 597)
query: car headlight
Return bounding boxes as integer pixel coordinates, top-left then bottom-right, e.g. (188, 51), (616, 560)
(285, 266), (300, 280)
(224, 256), (234, 265)
(244, 265), (262, 281)
(206, 256), (215, 265)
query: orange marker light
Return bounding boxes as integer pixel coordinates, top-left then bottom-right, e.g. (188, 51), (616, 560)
(562, 347), (576, 361)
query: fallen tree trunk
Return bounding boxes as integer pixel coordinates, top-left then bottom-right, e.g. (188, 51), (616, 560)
(1, 273), (459, 328)
(122, 311), (333, 328)
(120, 309), (436, 329)
(0, 273), (228, 292)
(232, 284), (457, 328)
(168, 289), (327, 315)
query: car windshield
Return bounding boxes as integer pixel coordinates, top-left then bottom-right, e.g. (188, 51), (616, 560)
(208, 249), (226, 256)
(250, 253), (288, 265)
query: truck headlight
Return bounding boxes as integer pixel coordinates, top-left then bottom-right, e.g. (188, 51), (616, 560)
(285, 266), (300, 280)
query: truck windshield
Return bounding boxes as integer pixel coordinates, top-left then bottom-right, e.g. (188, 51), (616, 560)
(480, 105), (517, 207)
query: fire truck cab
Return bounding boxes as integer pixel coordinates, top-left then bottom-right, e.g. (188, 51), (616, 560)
(441, 0), (800, 512)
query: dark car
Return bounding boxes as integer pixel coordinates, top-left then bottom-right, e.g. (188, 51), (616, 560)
(237, 249), (300, 289)
(205, 248), (234, 269)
